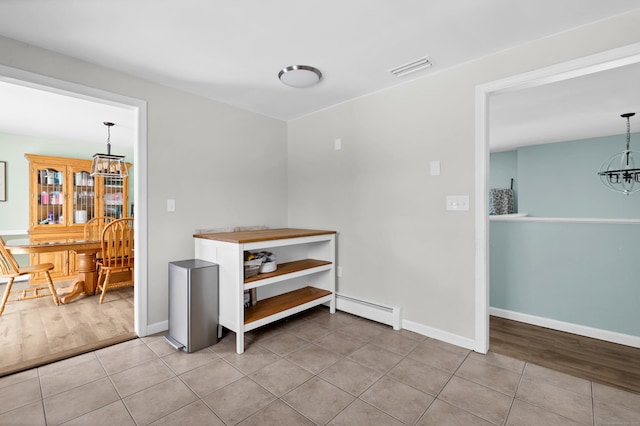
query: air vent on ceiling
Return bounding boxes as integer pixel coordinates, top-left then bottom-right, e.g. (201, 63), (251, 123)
(388, 56), (433, 78)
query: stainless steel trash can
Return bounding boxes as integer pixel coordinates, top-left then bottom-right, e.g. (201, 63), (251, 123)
(165, 259), (219, 352)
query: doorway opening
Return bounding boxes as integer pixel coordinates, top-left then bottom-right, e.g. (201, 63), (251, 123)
(0, 64), (148, 375)
(475, 42), (640, 353)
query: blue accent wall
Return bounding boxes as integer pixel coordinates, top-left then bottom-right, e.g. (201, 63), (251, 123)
(490, 133), (640, 337)
(517, 134), (640, 217)
(491, 221), (640, 336)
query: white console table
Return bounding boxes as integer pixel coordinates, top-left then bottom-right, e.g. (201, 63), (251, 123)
(194, 228), (336, 354)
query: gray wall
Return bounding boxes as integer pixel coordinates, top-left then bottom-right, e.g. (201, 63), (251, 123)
(287, 11), (640, 341)
(2, 9), (640, 342)
(0, 35), (288, 327)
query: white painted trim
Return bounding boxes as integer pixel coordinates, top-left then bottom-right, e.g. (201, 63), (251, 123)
(133, 100), (148, 338)
(402, 319), (476, 351)
(490, 216), (640, 224)
(0, 64), (149, 338)
(146, 320), (168, 336)
(490, 308), (640, 349)
(336, 293), (401, 330)
(478, 42), (640, 95)
(475, 41), (640, 354)
(474, 84), (490, 354)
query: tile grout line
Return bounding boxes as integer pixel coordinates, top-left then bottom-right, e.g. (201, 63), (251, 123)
(590, 381), (595, 426)
(245, 316), (411, 425)
(517, 362), (598, 426)
(6, 308), (637, 425)
(502, 360), (528, 426)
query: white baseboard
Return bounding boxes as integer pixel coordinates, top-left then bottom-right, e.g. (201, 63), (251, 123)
(402, 319), (476, 351)
(145, 320), (168, 337)
(336, 293), (401, 330)
(490, 307), (640, 349)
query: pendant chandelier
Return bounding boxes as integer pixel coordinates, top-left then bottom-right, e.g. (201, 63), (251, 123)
(597, 112), (639, 195)
(90, 122), (128, 178)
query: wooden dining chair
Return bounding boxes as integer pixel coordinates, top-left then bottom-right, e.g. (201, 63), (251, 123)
(83, 216), (115, 241)
(95, 218), (134, 303)
(84, 216), (115, 271)
(0, 236), (60, 315)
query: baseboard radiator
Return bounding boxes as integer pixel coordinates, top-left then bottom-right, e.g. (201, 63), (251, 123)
(335, 293), (401, 330)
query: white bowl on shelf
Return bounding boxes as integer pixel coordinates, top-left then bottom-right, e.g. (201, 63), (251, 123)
(259, 261), (277, 273)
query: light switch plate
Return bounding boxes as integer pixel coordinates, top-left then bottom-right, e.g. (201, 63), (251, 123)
(167, 199), (176, 212)
(430, 160), (441, 176)
(446, 195), (469, 211)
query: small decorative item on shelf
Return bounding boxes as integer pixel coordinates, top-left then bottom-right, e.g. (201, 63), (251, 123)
(244, 251), (262, 279)
(259, 251), (277, 273)
(243, 251), (277, 278)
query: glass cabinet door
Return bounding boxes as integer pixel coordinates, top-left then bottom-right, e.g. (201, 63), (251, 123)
(70, 166), (96, 225)
(35, 166), (65, 227)
(102, 177), (125, 218)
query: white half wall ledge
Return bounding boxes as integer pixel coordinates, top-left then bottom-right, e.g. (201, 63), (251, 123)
(489, 216), (640, 224)
(490, 307), (640, 349)
(0, 230), (29, 235)
(402, 319), (476, 351)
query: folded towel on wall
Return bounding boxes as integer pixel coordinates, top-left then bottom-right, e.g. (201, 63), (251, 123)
(489, 188), (514, 215)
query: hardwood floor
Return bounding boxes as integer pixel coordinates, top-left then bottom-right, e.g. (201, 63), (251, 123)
(0, 279), (135, 377)
(490, 315), (640, 394)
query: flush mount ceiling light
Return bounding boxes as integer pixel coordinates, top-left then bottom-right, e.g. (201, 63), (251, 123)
(597, 112), (640, 195)
(278, 65), (322, 88)
(389, 56), (433, 78)
(90, 122), (128, 178)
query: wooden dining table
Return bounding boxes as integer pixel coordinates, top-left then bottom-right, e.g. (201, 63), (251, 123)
(6, 240), (102, 304)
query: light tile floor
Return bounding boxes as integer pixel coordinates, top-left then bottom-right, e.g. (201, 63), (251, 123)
(1, 307), (639, 425)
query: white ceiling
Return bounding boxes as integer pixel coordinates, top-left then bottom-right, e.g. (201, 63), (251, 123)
(490, 62), (640, 152)
(0, 79), (136, 148)
(0, 0), (639, 148)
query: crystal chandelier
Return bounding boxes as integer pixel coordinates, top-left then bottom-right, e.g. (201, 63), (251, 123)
(90, 122), (128, 178)
(597, 112), (639, 195)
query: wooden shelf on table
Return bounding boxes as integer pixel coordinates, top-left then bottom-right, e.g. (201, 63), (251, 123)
(194, 228), (335, 244)
(244, 259), (332, 284)
(244, 286), (331, 325)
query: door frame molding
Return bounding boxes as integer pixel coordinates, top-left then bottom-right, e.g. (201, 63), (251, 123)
(474, 42), (640, 353)
(0, 64), (149, 336)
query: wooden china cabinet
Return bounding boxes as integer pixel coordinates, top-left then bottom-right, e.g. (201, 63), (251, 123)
(25, 154), (130, 282)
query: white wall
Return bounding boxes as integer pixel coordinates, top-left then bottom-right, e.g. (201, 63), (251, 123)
(288, 10), (640, 343)
(0, 36), (288, 327)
